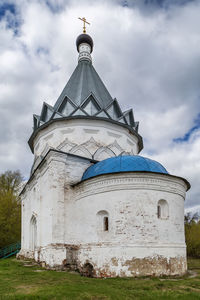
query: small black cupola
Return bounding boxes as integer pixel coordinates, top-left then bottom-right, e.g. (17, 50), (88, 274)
(76, 33), (94, 53)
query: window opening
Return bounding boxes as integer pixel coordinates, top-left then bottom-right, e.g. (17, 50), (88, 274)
(30, 215), (37, 251)
(157, 200), (169, 219)
(97, 210), (109, 233)
(104, 216), (109, 231)
(157, 205), (161, 219)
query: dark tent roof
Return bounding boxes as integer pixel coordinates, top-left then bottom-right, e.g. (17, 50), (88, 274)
(30, 34), (143, 153)
(54, 60), (113, 109)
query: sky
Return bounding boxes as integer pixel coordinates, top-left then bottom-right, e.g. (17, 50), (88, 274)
(0, 0), (199, 210)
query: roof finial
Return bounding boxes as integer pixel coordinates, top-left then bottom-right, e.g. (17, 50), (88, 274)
(78, 17), (90, 34)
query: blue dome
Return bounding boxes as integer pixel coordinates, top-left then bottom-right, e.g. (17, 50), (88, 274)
(82, 155), (168, 181)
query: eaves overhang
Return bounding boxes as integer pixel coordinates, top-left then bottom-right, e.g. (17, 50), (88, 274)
(28, 116), (144, 153)
(74, 170), (191, 192)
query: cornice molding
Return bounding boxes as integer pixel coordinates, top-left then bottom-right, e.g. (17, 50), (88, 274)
(74, 173), (187, 200)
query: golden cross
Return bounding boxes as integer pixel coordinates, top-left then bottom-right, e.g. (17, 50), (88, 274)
(78, 17), (90, 34)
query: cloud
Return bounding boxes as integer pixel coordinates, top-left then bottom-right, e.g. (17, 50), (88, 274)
(147, 127), (200, 208)
(0, 0), (199, 209)
(174, 113), (200, 143)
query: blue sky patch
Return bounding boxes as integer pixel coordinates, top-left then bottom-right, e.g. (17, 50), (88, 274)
(144, 0), (194, 5)
(0, 3), (16, 20)
(174, 113), (200, 143)
(0, 2), (20, 35)
(45, 0), (68, 13)
(122, 0), (195, 9)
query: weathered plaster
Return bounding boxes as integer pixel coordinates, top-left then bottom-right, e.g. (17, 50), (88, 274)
(33, 119), (139, 159)
(19, 149), (188, 277)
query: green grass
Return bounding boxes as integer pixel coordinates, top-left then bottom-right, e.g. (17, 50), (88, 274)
(0, 258), (200, 299)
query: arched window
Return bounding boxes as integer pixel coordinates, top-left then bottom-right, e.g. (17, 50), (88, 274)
(30, 215), (37, 251)
(157, 200), (169, 219)
(97, 210), (109, 232)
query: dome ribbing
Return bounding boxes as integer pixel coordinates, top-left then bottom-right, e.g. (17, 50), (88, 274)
(82, 155), (168, 181)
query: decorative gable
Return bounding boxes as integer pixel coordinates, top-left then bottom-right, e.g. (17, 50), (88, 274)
(95, 110), (110, 119)
(71, 108), (87, 116)
(69, 145), (92, 159)
(123, 109), (135, 127)
(57, 97), (77, 116)
(33, 115), (40, 130)
(57, 138), (76, 152)
(93, 147), (116, 160)
(105, 99), (122, 120)
(40, 103), (54, 123)
(81, 95), (101, 115)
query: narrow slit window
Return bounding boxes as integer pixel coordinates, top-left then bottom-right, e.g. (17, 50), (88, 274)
(157, 205), (161, 219)
(104, 216), (109, 231)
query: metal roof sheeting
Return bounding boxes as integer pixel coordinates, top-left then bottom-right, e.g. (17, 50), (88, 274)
(54, 60), (113, 109)
(82, 155), (169, 181)
(32, 59), (140, 133)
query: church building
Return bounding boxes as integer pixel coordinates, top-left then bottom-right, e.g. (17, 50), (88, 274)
(18, 24), (190, 277)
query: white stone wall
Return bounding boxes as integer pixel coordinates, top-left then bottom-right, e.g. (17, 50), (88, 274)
(33, 119), (140, 164)
(69, 173), (186, 244)
(19, 150), (93, 260)
(20, 161), (54, 255)
(64, 172), (187, 276)
(76, 245), (186, 277)
(19, 150), (188, 277)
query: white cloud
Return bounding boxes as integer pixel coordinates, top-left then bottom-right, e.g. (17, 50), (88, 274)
(0, 0), (199, 209)
(144, 128), (200, 208)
